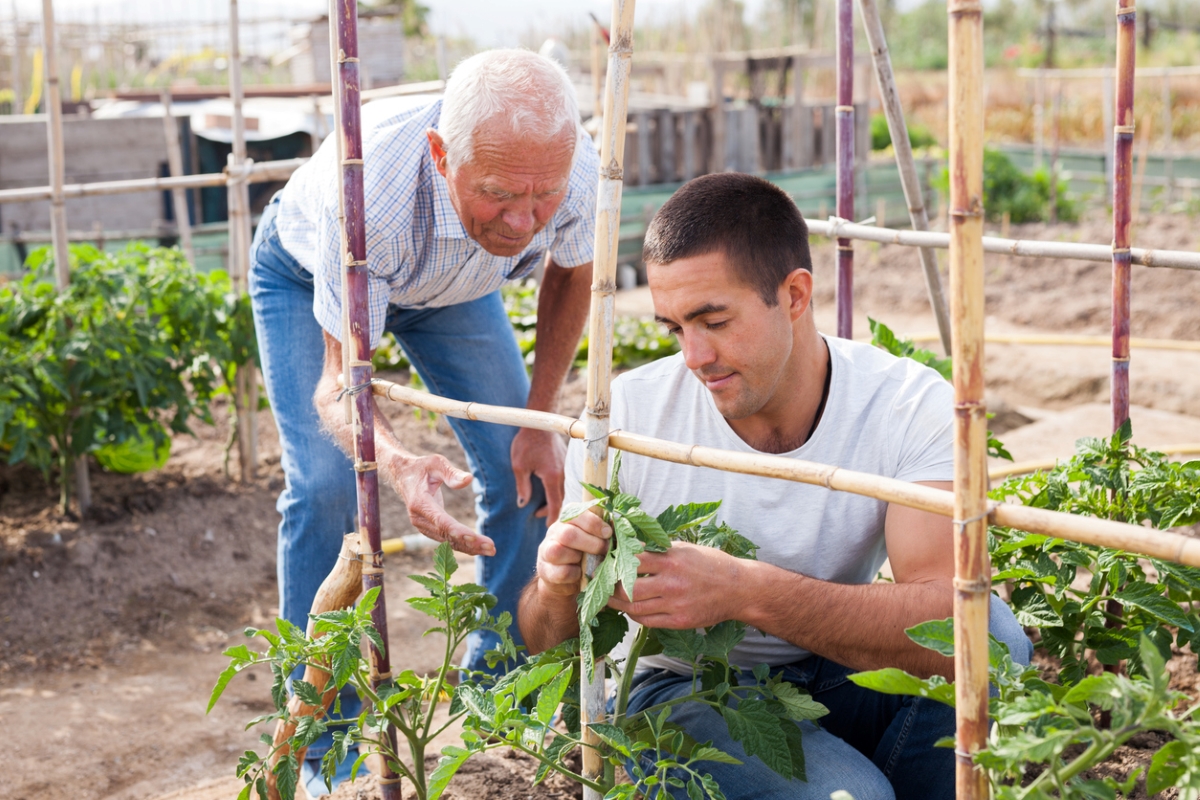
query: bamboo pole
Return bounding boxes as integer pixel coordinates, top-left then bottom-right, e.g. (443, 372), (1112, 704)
(802, 218), (1200, 271)
(40, 0), (91, 516)
(946, 0), (989, 796)
(990, 444), (1200, 481)
(160, 88), (196, 266)
(368, 378), (1200, 569)
(330, 1), (401, 797)
(857, 0), (953, 355)
(228, 0), (257, 482)
(1112, 0), (1136, 433)
(1130, 114), (1151, 227)
(0, 158), (308, 204)
(267, 534), (363, 800)
(582, 2), (636, 797)
(907, 331), (1200, 353)
(834, 0), (854, 339)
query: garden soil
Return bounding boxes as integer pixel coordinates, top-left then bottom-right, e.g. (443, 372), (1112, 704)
(2, 210), (1198, 800)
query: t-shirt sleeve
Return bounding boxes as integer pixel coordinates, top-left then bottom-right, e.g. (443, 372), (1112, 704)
(549, 132), (599, 269)
(891, 371), (956, 484)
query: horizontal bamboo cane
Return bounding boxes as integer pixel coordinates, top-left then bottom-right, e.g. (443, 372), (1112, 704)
(906, 332), (1200, 353)
(0, 158), (308, 204)
(267, 534), (363, 800)
(805, 218), (1200, 271)
(990, 443), (1200, 481)
(370, 379), (1200, 568)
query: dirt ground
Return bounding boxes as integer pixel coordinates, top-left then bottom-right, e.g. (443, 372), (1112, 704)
(2, 210), (1199, 800)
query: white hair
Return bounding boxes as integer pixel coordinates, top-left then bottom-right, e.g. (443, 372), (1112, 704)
(437, 49), (580, 171)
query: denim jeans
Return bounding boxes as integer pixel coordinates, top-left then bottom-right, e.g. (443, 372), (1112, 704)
(623, 595), (1033, 800)
(249, 196), (547, 761)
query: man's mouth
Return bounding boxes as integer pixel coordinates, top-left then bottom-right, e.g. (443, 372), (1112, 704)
(701, 372), (736, 391)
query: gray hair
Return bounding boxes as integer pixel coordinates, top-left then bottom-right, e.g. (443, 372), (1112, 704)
(437, 49), (580, 171)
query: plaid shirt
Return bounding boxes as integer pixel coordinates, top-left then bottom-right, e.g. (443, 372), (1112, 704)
(275, 97), (598, 348)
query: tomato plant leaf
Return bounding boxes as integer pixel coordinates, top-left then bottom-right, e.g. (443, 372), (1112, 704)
(1115, 583), (1194, 631)
(721, 699), (793, 779)
(429, 746), (472, 800)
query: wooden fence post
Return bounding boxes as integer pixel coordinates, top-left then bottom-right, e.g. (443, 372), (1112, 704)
(1112, 0), (1136, 431)
(160, 88), (196, 266)
(835, 0), (855, 339)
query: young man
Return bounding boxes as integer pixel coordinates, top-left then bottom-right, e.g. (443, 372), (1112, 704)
(518, 173), (1031, 800)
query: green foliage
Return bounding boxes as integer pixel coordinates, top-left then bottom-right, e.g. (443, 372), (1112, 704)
(870, 113), (937, 152)
(209, 543), (516, 800)
(0, 244), (254, 510)
(868, 318), (1011, 461)
(990, 420), (1200, 683)
(852, 620), (1200, 800)
(933, 149), (1078, 224)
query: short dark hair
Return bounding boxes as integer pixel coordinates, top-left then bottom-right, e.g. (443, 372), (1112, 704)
(641, 172), (812, 306)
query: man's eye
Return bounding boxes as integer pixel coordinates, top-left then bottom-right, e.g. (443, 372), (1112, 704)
(706, 321), (728, 330)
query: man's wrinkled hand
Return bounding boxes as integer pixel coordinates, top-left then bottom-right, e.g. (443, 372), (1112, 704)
(607, 542), (742, 629)
(393, 453), (494, 556)
(536, 509), (611, 597)
(511, 427), (566, 522)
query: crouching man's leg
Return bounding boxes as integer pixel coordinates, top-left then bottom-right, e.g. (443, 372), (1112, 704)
(784, 595), (1032, 800)
(622, 670), (896, 800)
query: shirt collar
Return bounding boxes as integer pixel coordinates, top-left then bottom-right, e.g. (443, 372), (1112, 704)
(431, 167), (471, 241)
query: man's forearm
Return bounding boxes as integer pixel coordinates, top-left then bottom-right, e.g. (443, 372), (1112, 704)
(736, 561), (955, 679)
(314, 367), (411, 490)
(526, 261), (592, 412)
(518, 579), (580, 655)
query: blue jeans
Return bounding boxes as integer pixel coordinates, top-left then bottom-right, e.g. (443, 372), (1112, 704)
(249, 197), (546, 759)
(624, 595), (1032, 800)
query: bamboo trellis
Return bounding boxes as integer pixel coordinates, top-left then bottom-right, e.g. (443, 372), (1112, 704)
(1112, 0), (1136, 433)
(835, 0), (854, 339)
(580, 2), (636, 797)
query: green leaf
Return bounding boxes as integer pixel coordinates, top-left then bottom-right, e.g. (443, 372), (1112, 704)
(292, 680), (323, 707)
(559, 499), (601, 523)
(848, 668), (957, 707)
(429, 746), (472, 800)
(1011, 586), (1063, 627)
(590, 722), (636, 757)
(1115, 583), (1194, 631)
(656, 628), (705, 662)
(905, 618), (956, 657)
(770, 682), (828, 722)
(700, 620), (745, 661)
(535, 667), (573, 726)
(623, 507), (671, 549)
(1147, 740), (1189, 796)
(613, 516), (646, 598)
(578, 557), (617, 631)
(688, 745), (743, 766)
(721, 699), (793, 780)
(434, 542), (458, 581)
(656, 502), (722, 534)
(273, 753), (299, 800)
(208, 663), (239, 713)
(514, 662), (564, 704)
(591, 607), (629, 659)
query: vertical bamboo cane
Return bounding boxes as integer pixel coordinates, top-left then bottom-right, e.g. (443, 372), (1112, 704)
(228, 0), (257, 482)
(857, 0), (953, 355)
(160, 88), (196, 266)
(581, 3), (636, 798)
(834, 0), (854, 340)
(42, 0), (91, 515)
(947, 0), (989, 798)
(1112, 0), (1135, 432)
(330, 2), (401, 798)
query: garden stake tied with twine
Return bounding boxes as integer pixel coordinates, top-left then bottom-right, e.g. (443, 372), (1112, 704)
(835, 0), (855, 341)
(579, 1), (637, 796)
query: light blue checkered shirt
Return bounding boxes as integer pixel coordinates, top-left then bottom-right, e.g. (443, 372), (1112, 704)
(275, 96), (599, 349)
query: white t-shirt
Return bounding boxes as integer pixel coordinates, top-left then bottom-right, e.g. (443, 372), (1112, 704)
(563, 335), (955, 674)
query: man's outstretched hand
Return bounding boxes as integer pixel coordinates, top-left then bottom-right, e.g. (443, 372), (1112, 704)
(511, 427), (566, 522)
(391, 452), (495, 556)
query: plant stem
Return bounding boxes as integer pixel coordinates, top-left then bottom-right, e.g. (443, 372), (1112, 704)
(615, 625), (652, 721)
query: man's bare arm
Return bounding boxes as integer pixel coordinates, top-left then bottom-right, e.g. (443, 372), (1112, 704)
(510, 259), (592, 523)
(607, 481), (957, 679)
(314, 330), (495, 556)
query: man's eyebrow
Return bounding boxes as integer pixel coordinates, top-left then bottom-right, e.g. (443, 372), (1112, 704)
(655, 303), (729, 326)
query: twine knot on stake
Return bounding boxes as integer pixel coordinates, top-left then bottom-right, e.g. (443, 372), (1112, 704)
(952, 501), (1000, 533)
(336, 378), (377, 403)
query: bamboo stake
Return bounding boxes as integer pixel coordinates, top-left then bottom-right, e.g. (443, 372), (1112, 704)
(582, 2), (636, 797)
(990, 444), (1200, 481)
(368, 378), (1200, 569)
(0, 158), (308, 203)
(946, 0), (989, 796)
(1112, 0), (1135, 433)
(1130, 113), (1151, 227)
(907, 331), (1200, 353)
(267, 534), (363, 800)
(328, 0), (352, 426)
(330, 1), (401, 797)
(160, 88), (195, 266)
(857, 0), (953, 355)
(40, 0), (91, 516)
(834, 0), (854, 339)
(802, 218), (1200, 271)
(228, 0), (257, 482)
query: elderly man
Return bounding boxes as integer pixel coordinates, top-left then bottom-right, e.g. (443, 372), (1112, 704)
(519, 173), (1031, 800)
(249, 49), (595, 794)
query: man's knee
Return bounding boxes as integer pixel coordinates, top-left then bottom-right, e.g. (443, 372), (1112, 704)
(989, 593), (1034, 666)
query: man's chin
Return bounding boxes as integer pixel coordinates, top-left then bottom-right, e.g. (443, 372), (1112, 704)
(478, 235), (533, 257)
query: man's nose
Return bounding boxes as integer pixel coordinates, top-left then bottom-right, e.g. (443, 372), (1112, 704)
(681, 333), (717, 371)
(502, 204), (535, 235)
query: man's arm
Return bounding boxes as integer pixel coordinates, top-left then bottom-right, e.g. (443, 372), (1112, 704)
(510, 258), (592, 523)
(314, 330), (496, 556)
(518, 508), (611, 654)
(606, 481), (957, 679)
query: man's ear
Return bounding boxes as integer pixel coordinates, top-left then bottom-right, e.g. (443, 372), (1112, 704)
(783, 268), (814, 321)
(427, 129), (449, 177)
